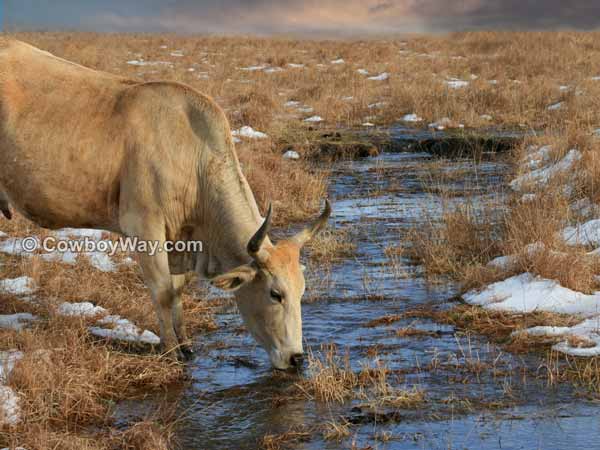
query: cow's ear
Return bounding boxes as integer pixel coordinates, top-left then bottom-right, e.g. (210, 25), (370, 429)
(211, 264), (257, 291)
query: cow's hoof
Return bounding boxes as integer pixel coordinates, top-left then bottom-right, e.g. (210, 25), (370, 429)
(180, 345), (195, 361)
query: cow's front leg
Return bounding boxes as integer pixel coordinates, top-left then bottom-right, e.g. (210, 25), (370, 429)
(172, 274), (194, 359)
(137, 249), (183, 360)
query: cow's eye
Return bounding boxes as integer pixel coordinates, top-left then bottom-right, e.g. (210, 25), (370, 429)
(270, 289), (283, 303)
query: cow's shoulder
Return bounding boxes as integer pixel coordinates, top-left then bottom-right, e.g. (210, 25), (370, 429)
(120, 81), (234, 154)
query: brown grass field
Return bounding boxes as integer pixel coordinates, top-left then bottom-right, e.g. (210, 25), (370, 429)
(3, 30), (600, 448)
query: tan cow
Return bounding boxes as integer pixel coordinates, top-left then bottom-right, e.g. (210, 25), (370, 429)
(0, 39), (331, 369)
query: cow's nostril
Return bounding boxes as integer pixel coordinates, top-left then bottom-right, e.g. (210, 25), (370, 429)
(290, 353), (305, 368)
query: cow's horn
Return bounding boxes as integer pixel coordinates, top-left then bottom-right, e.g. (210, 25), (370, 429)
(247, 203), (272, 262)
(291, 199), (331, 247)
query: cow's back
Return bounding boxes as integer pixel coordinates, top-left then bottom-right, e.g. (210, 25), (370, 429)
(0, 39), (135, 229)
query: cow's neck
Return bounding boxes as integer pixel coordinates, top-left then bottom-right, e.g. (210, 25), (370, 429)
(201, 156), (272, 273)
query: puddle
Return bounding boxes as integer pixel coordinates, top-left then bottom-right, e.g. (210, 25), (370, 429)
(115, 129), (599, 449)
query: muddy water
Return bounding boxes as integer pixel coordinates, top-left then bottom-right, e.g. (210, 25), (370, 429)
(117, 129), (600, 449)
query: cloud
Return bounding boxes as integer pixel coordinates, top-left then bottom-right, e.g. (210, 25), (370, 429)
(6, 0), (600, 34)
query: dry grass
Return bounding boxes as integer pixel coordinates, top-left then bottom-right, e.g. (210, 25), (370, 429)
(405, 129), (600, 294)
(0, 240), (220, 448)
(322, 418), (351, 441)
(305, 225), (357, 263)
(299, 344), (358, 404)
(436, 305), (580, 353)
(236, 141), (328, 225)
(544, 351), (600, 393)
(260, 426), (312, 450)
(297, 343), (425, 412)
(406, 201), (502, 283)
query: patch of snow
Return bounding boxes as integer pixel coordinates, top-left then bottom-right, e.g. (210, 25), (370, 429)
(368, 72), (390, 81)
(547, 102), (564, 111)
(480, 114), (493, 121)
(554, 336), (600, 356)
(591, 76), (600, 81)
(0, 238), (34, 256)
(0, 277), (37, 296)
(297, 106), (314, 113)
(284, 100), (301, 108)
(0, 350), (22, 425)
(126, 60), (172, 67)
(594, 129), (600, 137)
(86, 252), (117, 272)
(401, 113), (423, 122)
(464, 272), (600, 317)
(57, 302), (107, 318)
(283, 150), (300, 160)
(510, 149), (581, 192)
(341, 96), (354, 101)
(559, 85), (570, 91)
(0, 231), (6, 238)
(570, 198), (600, 220)
(368, 102), (387, 109)
(0, 233), (118, 271)
(55, 228), (105, 240)
(357, 69), (369, 75)
(170, 50), (184, 57)
(561, 219), (600, 247)
(445, 79), (469, 89)
(90, 315), (160, 345)
(39, 251), (78, 265)
(304, 116), (323, 123)
(330, 58), (345, 64)
(240, 64), (268, 71)
(264, 67), (283, 74)
(520, 193), (537, 202)
(232, 126), (268, 139)
(0, 351), (23, 383)
(428, 117), (462, 131)
(487, 242), (546, 270)
(487, 80), (498, 85)
(232, 136), (242, 144)
(287, 63), (305, 68)
(523, 145), (553, 170)
(362, 122), (375, 127)
(0, 386), (20, 425)
(0, 314), (38, 331)
(516, 316), (600, 357)
(487, 255), (516, 271)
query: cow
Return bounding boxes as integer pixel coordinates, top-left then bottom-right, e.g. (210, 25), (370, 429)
(0, 38), (331, 370)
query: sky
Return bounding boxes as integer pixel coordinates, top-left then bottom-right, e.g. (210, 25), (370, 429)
(4, 1), (600, 35)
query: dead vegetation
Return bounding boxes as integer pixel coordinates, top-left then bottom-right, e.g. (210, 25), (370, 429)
(296, 343), (425, 411)
(0, 248), (218, 448)
(305, 225), (357, 263)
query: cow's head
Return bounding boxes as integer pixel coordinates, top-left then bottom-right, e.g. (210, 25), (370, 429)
(211, 200), (331, 370)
